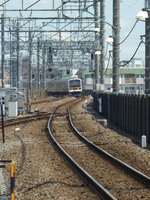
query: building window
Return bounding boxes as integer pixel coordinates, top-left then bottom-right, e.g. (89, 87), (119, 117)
(125, 74), (134, 83)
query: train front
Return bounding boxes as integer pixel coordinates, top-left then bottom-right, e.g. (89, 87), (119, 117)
(68, 78), (82, 96)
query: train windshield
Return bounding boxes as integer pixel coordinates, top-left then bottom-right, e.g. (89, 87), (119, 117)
(69, 80), (81, 87)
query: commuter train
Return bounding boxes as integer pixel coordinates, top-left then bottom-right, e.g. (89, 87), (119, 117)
(46, 76), (82, 96)
(20, 76), (82, 96)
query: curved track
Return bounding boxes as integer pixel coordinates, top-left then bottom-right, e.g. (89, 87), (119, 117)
(2, 99), (150, 200)
(47, 98), (150, 200)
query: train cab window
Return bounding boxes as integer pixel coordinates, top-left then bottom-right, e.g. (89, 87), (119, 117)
(69, 80), (80, 87)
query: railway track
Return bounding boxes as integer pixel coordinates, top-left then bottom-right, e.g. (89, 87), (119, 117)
(0, 112), (50, 128)
(0, 96), (67, 128)
(1, 97), (149, 199)
(2, 96), (102, 199)
(47, 98), (150, 199)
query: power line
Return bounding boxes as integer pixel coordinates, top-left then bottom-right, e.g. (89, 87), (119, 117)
(110, 40), (143, 67)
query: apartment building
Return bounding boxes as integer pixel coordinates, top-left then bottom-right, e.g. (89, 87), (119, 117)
(82, 58), (145, 94)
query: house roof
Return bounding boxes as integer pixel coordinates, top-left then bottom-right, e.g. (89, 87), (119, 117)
(105, 68), (145, 75)
(76, 67), (145, 76)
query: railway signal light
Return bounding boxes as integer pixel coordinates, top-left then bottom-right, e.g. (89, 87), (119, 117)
(48, 68), (52, 72)
(47, 46), (53, 64)
(48, 47), (51, 53)
(67, 68), (70, 74)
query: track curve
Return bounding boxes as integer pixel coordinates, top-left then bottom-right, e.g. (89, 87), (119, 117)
(47, 98), (150, 199)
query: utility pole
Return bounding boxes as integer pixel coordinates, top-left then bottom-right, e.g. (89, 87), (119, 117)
(112, 0), (120, 92)
(37, 37), (40, 90)
(94, 0), (100, 90)
(42, 41), (46, 89)
(100, 0), (105, 84)
(17, 19), (20, 88)
(145, 0), (150, 94)
(1, 14), (4, 88)
(29, 31), (32, 90)
(9, 27), (12, 87)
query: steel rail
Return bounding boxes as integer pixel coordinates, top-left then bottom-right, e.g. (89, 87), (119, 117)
(47, 102), (117, 200)
(0, 112), (50, 128)
(68, 107), (150, 188)
(0, 97), (64, 128)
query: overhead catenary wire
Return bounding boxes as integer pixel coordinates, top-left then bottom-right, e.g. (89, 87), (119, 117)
(63, 21), (94, 41)
(109, 19), (139, 47)
(102, 52), (111, 75)
(110, 40), (144, 67)
(1, 1), (144, 79)
(121, 0), (140, 7)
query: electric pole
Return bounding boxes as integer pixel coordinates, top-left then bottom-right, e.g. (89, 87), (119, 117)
(17, 19), (20, 88)
(145, 0), (150, 94)
(29, 31), (32, 91)
(112, 0), (120, 92)
(100, 0), (105, 85)
(1, 14), (4, 88)
(94, 0), (100, 89)
(37, 37), (40, 90)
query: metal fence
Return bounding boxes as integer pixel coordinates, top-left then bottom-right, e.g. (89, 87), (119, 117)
(93, 92), (150, 142)
(0, 160), (15, 200)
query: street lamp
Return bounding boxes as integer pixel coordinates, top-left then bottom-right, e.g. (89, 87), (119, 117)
(136, 9), (148, 20)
